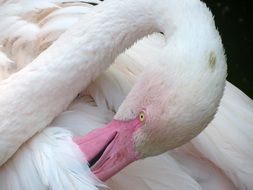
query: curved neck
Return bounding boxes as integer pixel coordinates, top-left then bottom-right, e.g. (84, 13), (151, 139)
(0, 0), (215, 165)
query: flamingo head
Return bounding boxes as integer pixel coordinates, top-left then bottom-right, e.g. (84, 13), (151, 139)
(74, 53), (226, 181)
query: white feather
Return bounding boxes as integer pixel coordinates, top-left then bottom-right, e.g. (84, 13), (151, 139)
(0, 50), (15, 80)
(0, 0), (101, 70)
(0, 126), (102, 190)
(190, 81), (253, 190)
(0, 1), (252, 190)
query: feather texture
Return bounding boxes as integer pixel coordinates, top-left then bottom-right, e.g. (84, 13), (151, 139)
(0, 0), (101, 70)
(190, 82), (253, 190)
(0, 126), (101, 190)
(0, 0), (252, 189)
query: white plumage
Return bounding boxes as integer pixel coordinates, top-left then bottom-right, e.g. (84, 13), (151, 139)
(0, 0), (252, 190)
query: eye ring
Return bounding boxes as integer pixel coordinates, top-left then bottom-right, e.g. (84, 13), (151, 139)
(139, 112), (145, 122)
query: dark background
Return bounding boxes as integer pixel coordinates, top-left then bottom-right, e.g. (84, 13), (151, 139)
(203, 0), (252, 98)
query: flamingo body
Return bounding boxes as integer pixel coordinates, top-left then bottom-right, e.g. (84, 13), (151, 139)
(0, 0), (252, 189)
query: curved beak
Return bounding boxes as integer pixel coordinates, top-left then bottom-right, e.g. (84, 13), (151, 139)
(73, 118), (141, 181)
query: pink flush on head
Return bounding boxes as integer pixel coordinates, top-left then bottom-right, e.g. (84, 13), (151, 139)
(73, 117), (143, 181)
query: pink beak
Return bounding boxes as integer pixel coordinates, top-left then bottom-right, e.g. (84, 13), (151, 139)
(73, 117), (142, 181)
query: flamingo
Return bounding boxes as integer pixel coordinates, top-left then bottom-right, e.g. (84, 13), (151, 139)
(0, 0), (252, 189)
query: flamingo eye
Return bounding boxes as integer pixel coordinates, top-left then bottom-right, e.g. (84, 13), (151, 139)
(139, 112), (145, 122)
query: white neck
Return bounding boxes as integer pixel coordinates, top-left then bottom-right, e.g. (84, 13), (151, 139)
(0, 0), (225, 165)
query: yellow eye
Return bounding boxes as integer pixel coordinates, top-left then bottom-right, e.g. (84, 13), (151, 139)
(139, 112), (145, 122)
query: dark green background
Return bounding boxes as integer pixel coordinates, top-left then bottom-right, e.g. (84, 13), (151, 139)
(203, 0), (252, 99)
